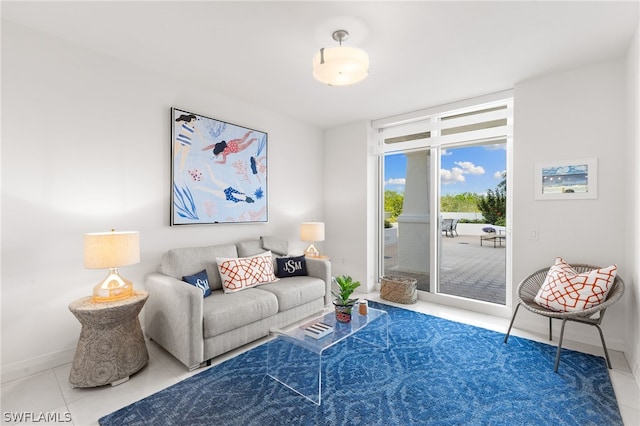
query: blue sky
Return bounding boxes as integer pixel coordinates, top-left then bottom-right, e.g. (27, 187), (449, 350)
(384, 144), (506, 195)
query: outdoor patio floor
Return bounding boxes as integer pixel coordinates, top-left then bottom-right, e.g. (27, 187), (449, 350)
(384, 234), (506, 305)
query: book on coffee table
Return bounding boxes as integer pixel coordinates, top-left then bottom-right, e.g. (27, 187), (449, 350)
(304, 322), (333, 339)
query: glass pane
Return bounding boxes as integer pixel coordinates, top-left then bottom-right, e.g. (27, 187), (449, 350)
(383, 151), (430, 292)
(384, 131), (430, 145)
(441, 105), (507, 135)
(438, 143), (506, 304)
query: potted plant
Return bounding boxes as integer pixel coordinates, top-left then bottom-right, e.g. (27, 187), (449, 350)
(332, 275), (361, 323)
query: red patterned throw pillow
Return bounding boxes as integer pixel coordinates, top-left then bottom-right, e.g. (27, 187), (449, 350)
(217, 251), (277, 294)
(534, 257), (617, 312)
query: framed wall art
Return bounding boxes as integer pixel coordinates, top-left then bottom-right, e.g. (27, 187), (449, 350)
(171, 107), (268, 225)
(534, 157), (597, 200)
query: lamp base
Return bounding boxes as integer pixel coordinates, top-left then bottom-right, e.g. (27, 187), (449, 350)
(92, 268), (134, 302)
(304, 243), (320, 258)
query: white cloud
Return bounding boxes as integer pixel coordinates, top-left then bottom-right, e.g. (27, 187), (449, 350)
(455, 161), (485, 175)
(441, 167), (466, 185)
(494, 170), (506, 179)
(385, 178), (406, 187)
(440, 161), (485, 185)
(485, 143), (507, 151)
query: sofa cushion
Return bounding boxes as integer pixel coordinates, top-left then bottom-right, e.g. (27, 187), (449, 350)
(217, 251), (278, 294)
(161, 244), (237, 291)
(236, 240), (264, 257)
(182, 269), (212, 297)
(260, 235), (289, 256)
(202, 289), (278, 338)
(258, 276), (326, 312)
(237, 237), (289, 257)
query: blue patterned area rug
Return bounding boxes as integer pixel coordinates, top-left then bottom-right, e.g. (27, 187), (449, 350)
(100, 301), (621, 425)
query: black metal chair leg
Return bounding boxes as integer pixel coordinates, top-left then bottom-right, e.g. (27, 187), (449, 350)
(504, 303), (521, 343)
(549, 317), (553, 341)
(554, 319), (569, 372)
(594, 324), (613, 369)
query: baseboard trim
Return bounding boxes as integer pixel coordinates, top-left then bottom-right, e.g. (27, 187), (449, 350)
(1, 347), (75, 384)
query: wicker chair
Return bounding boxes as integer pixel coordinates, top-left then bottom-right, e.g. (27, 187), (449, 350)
(504, 264), (625, 372)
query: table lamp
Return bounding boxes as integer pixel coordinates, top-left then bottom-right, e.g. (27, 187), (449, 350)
(300, 222), (325, 258)
(84, 230), (140, 302)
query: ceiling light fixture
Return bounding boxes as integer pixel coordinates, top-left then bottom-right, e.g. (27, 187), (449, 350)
(312, 29), (369, 86)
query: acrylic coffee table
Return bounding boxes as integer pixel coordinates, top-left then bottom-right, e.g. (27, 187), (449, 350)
(266, 306), (389, 405)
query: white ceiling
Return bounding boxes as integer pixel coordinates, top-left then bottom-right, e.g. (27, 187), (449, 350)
(2, 1), (638, 129)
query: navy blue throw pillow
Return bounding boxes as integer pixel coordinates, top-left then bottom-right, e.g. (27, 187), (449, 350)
(276, 256), (308, 278)
(182, 269), (212, 297)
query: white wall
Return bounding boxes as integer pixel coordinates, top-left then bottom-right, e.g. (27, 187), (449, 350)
(625, 25), (640, 385)
(512, 58), (628, 350)
(1, 21), (324, 381)
(323, 122), (373, 291)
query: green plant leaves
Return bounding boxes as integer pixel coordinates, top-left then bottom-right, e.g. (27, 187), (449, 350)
(331, 275), (361, 305)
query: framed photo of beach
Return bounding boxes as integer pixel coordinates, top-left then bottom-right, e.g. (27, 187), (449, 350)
(534, 158), (597, 200)
(171, 107), (268, 225)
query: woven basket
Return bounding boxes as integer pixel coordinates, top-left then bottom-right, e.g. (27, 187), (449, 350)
(380, 275), (418, 304)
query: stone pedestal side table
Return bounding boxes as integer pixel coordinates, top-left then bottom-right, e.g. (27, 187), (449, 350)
(68, 291), (149, 388)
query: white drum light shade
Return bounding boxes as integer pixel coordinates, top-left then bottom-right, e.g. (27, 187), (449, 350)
(313, 46), (369, 86)
(84, 231), (140, 269)
(312, 29), (369, 86)
(300, 222), (325, 243)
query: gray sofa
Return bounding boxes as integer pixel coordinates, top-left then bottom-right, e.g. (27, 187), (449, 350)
(144, 237), (331, 370)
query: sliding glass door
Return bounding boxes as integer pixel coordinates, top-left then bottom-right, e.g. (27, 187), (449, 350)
(437, 143), (506, 304)
(383, 150), (431, 292)
(377, 93), (512, 310)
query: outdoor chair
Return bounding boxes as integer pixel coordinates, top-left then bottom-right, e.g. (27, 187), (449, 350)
(503, 264), (624, 372)
(441, 219), (457, 238)
(450, 219), (459, 237)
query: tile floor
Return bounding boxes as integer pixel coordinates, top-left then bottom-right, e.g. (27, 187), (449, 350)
(2, 293), (639, 425)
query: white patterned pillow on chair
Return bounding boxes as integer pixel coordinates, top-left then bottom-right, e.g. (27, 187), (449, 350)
(534, 257), (617, 312)
(216, 251), (278, 294)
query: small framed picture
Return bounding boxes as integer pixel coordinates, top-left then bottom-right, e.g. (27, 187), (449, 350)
(534, 158), (597, 200)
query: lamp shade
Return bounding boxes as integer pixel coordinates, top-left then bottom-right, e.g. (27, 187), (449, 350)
(84, 231), (140, 269)
(300, 222), (325, 242)
(312, 46), (369, 86)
